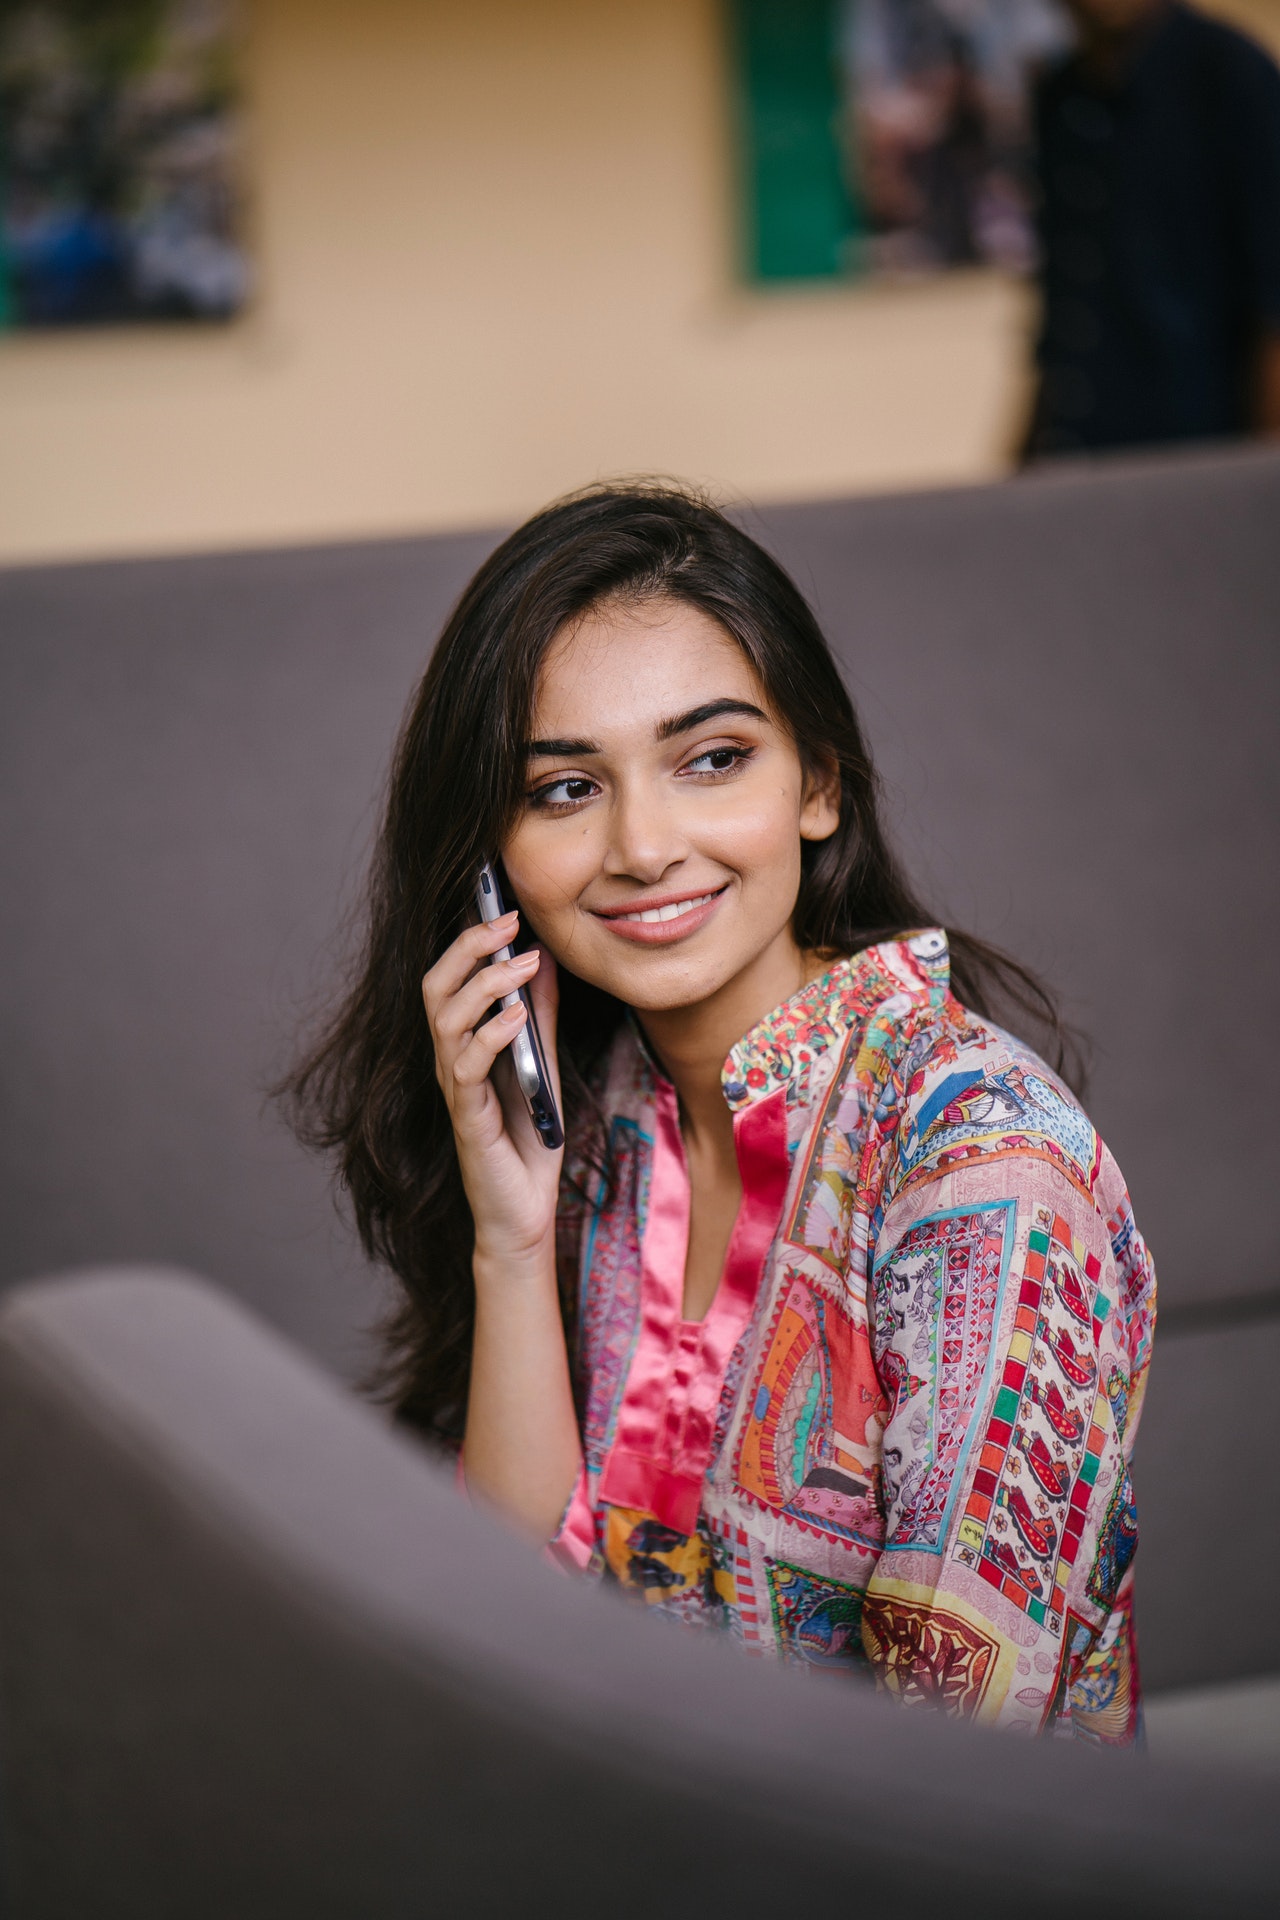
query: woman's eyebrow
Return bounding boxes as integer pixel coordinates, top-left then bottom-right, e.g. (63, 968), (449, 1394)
(525, 734), (601, 758)
(656, 698), (769, 740)
(525, 699), (768, 759)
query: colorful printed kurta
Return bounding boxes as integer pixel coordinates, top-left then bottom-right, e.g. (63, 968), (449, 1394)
(551, 932), (1156, 1742)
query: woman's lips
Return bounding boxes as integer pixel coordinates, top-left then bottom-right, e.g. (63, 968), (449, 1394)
(591, 886), (727, 945)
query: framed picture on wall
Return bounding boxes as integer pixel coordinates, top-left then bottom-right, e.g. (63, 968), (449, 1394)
(729, 0), (1070, 282)
(0, 0), (249, 327)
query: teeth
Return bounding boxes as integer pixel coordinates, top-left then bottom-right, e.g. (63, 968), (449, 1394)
(623, 891), (715, 925)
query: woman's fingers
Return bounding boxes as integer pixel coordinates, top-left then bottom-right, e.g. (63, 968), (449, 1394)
(451, 998), (527, 1090)
(421, 911), (519, 1018)
(433, 947), (540, 1049)
(420, 917), (546, 1133)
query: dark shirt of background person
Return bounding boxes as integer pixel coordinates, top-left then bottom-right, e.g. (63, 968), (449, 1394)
(1024, 0), (1280, 458)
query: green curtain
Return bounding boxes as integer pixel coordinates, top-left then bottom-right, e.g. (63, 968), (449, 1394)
(728, 0), (861, 281)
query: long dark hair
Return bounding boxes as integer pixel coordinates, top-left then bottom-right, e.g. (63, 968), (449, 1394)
(281, 481), (1078, 1443)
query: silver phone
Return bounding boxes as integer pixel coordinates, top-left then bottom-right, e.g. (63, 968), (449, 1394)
(474, 861), (563, 1150)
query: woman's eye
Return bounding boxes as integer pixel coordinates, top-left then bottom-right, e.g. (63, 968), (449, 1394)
(684, 746), (751, 777)
(529, 775), (598, 809)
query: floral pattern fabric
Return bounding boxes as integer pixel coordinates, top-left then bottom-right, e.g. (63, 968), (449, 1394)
(551, 933), (1156, 1742)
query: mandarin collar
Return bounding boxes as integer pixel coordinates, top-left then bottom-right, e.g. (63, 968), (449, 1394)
(625, 929), (948, 1113)
(720, 929), (951, 1111)
(626, 930), (950, 1114)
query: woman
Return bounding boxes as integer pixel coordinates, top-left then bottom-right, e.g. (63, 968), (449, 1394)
(286, 483), (1155, 1744)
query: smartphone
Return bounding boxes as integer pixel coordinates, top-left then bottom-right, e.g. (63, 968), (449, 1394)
(474, 861), (564, 1150)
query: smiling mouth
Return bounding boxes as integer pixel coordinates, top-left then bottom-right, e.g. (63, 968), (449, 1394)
(614, 890), (720, 925)
(590, 884), (728, 939)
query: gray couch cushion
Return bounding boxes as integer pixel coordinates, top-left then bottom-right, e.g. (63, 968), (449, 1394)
(0, 1267), (1275, 1918)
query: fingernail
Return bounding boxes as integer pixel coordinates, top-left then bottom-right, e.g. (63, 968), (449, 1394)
(511, 948), (539, 967)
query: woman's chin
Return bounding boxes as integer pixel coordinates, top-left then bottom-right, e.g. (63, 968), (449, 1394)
(549, 906), (798, 1016)
(579, 948), (752, 1016)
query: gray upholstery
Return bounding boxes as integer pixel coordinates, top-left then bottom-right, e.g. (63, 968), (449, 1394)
(1145, 1675), (1280, 1777)
(1124, 1307), (1280, 1690)
(0, 525), (497, 1384)
(0, 1267), (1275, 1920)
(2, 443), (1278, 1695)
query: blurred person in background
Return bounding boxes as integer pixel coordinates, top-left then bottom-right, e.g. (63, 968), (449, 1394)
(1024, 0), (1280, 456)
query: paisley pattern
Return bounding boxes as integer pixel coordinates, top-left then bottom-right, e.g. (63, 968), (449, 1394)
(545, 933), (1156, 1742)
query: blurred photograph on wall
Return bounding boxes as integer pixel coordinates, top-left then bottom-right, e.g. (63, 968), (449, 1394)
(732, 0), (1068, 281)
(0, 0), (248, 327)
(844, 0), (1066, 274)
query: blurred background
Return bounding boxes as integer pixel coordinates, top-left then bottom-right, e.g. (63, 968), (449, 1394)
(2, 0), (1280, 1833)
(0, 0), (1274, 565)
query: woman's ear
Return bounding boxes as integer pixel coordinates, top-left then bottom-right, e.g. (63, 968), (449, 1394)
(799, 758), (841, 844)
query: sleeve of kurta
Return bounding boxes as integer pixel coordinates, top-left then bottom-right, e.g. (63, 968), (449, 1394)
(859, 1061), (1156, 1742)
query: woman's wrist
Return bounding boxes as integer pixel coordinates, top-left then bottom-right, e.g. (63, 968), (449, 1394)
(472, 1237), (557, 1293)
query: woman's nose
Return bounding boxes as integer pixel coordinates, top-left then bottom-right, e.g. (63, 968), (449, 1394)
(601, 778), (689, 883)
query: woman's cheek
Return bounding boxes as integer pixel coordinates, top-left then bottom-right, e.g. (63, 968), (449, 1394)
(711, 794), (804, 883)
(503, 825), (593, 932)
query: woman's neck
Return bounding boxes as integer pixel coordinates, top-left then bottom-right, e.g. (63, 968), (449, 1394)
(636, 930), (823, 1155)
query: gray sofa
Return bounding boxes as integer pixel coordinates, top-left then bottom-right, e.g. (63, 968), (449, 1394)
(1, 440), (1278, 1707)
(0, 1265), (1275, 1919)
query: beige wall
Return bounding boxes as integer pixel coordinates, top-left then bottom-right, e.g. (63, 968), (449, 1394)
(1, 0), (1276, 565)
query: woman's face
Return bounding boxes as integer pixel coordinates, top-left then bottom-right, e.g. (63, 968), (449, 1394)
(500, 595), (839, 1014)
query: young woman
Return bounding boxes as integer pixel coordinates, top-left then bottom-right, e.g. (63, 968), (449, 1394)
(286, 483), (1155, 1744)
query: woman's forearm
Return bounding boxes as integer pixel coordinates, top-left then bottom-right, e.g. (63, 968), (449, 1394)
(462, 1247), (582, 1544)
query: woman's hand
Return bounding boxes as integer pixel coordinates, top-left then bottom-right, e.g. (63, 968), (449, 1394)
(421, 911), (563, 1268)
(426, 912), (581, 1542)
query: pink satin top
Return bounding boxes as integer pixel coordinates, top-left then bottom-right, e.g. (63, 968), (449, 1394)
(550, 932), (1156, 1742)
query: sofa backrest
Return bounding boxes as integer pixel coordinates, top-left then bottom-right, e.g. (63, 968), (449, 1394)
(0, 1267), (1273, 1919)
